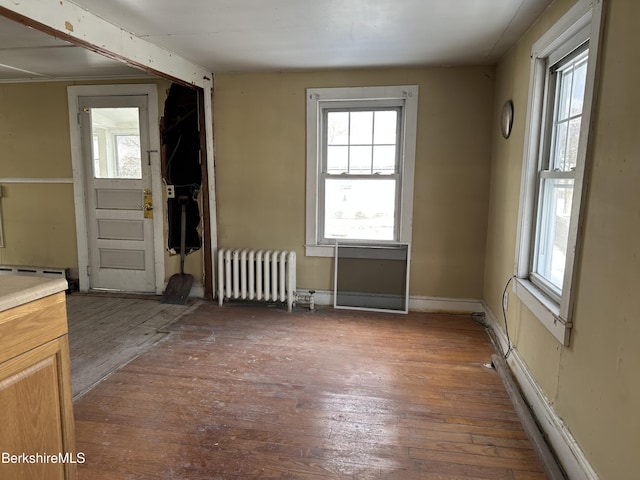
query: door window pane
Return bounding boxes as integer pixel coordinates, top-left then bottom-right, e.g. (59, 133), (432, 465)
(115, 135), (142, 179)
(91, 107), (142, 179)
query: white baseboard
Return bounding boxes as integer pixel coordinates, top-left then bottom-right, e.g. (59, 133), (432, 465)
(301, 289), (483, 314)
(157, 282), (204, 298)
(305, 289), (333, 306)
(189, 283), (205, 298)
(334, 291), (406, 312)
(482, 302), (599, 480)
(410, 295), (483, 313)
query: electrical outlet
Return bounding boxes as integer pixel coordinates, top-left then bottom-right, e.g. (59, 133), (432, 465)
(502, 290), (509, 311)
(166, 185), (175, 198)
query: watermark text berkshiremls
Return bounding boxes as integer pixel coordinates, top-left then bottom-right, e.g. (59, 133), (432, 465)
(2, 452), (85, 464)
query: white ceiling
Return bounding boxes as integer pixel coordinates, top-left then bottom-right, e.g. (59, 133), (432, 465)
(0, 0), (553, 82)
(0, 17), (148, 82)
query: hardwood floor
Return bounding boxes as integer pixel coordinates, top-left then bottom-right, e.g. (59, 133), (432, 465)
(67, 293), (199, 398)
(73, 303), (548, 479)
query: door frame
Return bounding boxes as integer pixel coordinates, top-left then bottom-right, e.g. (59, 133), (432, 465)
(67, 84), (165, 294)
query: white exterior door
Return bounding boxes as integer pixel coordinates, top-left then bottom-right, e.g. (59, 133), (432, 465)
(78, 95), (156, 292)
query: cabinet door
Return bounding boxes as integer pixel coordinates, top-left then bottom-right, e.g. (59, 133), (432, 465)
(0, 338), (77, 480)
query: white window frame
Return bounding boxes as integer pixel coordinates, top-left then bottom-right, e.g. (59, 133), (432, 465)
(514, 0), (604, 345)
(306, 86), (418, 257)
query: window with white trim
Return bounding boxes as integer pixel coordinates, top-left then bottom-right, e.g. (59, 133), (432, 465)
(306, 86), (418, 257)
(514, 0), (603, 345)
(532, 44), (589, 302)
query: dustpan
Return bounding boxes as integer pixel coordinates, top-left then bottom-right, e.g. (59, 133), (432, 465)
(162, 195), (194, 304)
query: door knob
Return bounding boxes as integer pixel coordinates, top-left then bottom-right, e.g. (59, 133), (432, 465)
(143, 190), (153, 218)
(143, 202), (153, 218)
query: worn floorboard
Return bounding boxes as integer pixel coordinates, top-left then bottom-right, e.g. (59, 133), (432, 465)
(66, 293), (199, 398)
(73, 302), (548, 479)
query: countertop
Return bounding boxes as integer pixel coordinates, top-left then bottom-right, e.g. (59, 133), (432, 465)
(0, 275), (68, 313)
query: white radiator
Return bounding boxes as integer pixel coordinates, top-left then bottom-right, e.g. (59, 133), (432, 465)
(217, 248), (296, 311)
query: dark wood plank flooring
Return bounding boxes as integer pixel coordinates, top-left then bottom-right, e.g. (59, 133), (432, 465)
(73, 303), (547, 479)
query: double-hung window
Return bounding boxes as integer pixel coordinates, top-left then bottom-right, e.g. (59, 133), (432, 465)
(322, 107), (400, 241)
(532, 45), (589, 301)
(515, 0), (603, 345)
(306, 86), (418, 257)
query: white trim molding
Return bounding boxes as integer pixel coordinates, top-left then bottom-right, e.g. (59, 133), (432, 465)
(202, 77), (218, 299)
(67, 84), (165, 295)
(0, 178), (74, 184)
(514, 278), (570, 345)
(0, 0), (211, 88)
(305, 85), (418, 257)
(483, 302), (600, 480)
(410, 295), (484, 314)
(186, 283), (205, 299)
(303, 290), (483, 314)
(513, 0), (605, 346)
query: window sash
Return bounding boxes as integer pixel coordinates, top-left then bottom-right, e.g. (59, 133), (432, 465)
(530, 45), (589, 301)
(322, 107), (402, 176)
(318, 105), (404, 244)
(319, 175), (400, 242)
(532, 177), (575, 301)
(543, 45), (589, 174)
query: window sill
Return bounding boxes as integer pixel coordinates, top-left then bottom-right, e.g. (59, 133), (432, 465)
(305, 244), (335, 257)
(513, 278), (571, 346)
(305, 243), (409, 259)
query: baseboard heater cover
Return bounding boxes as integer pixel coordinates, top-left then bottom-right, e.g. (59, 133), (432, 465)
(491, 354), (566, 480)
(217, 248), (296, 311)
(0, 265), (67, 279)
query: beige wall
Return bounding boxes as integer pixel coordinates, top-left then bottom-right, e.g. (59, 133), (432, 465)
(1, 1), (634, 475)
(0, 82), (76, 268)
(213, 67), (495, 298)
(484, 0), (640, 477)
(0, 78), (203, 283)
